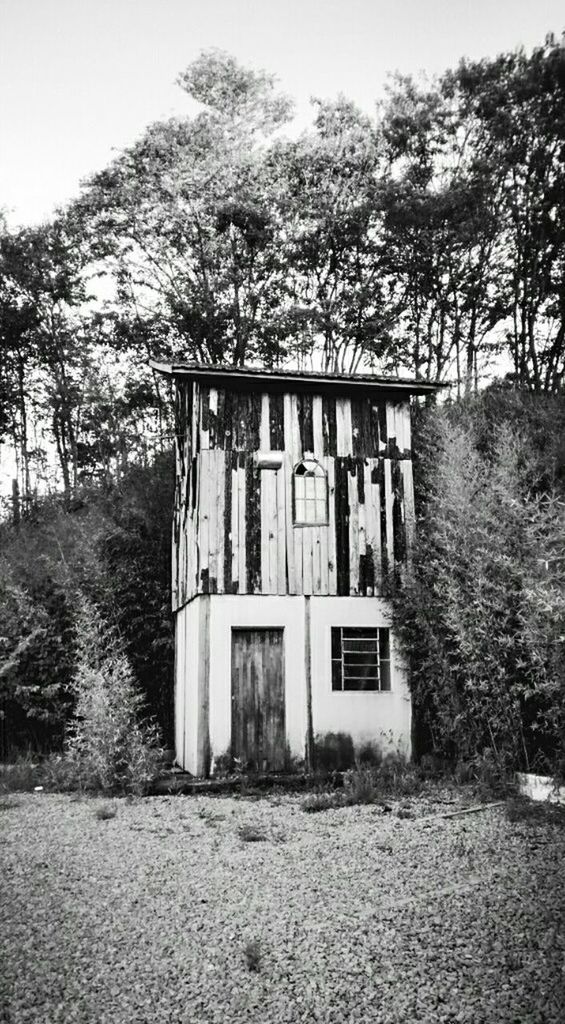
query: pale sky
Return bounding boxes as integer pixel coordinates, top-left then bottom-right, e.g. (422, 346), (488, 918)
(1, 0), (564, 227)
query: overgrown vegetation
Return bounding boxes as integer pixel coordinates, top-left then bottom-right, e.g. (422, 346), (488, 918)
(505, 796), (565, 826)
(0, 455), (174, 756)
(302, 755), (424, 812)
(49, 604), (164, 796)
(395, 392), (565, 781)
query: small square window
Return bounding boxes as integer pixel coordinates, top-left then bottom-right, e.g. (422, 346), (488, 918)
(331, 627), (391, 692)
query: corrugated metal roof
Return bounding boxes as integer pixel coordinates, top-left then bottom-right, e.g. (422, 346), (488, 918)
(149, 360), (446, 394)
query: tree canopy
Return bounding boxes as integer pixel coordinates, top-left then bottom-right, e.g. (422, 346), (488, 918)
(1, 40), (565, 504)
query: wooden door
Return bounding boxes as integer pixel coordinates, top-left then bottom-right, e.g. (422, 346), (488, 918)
(231, 628), (285, 771)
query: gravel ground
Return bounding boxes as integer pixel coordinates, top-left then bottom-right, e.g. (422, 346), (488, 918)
(1, 789), (564, 1024)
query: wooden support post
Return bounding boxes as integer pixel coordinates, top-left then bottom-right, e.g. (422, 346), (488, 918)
(304, 596), (314, 772)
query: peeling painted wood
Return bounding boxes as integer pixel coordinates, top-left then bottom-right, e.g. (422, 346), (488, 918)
(322, 395), (337, 457)
(283, 453), (296, 594)
(335, 457), (350, 596)
(384, 459), (394, 572)
(269, 392), (285, 451)
(208, 388), (218, 449)
(392, 459), (406, 565)
(200, 387), (210, 451)
(171, 384), (414, 604)
(276, 465), (286, 595)
(223, 451), (232, 593)
(245, 454), (261, 593)
(348, 460), (360, 595)
(259, 393), (270, 451)
(298, 393), (314, 454)
(327, 458), (337, 595)
(401, 460), (415, 556)
(238, 455), (247, 593)
(312, 396), (324, 459)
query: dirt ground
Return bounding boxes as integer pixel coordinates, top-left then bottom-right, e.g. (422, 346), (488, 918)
(1, 789), (564, 1023)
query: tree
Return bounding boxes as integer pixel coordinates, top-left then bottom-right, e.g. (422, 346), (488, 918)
(0, 220), (95, 500)
(72, 50), (295, 369)
(379, 75), (505, 390)
(447, 36), (565, 391)
(272, 97), (398, 372)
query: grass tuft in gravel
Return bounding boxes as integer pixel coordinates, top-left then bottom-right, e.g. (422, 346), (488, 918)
(0, 795), (21, 811)
(505, 796), (565, 826)
(0, 756), (41, 793)
(301, 790), (340, 813)
(94, 803), (117, 821)
(238, 824), (267, 842)
(302, 762), (425, 813)
(243, 938), (262, 972)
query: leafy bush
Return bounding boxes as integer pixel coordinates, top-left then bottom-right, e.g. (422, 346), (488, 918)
(0, 453), (174, 756)
(0, 555), (76, 755)
(395, 401), (565, 778)
(60, 603), (164, 795)
(0, 755), (42, 793)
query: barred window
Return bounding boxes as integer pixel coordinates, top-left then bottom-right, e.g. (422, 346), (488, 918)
(331, 627), (391, 691)
(293, 459), (328, 526)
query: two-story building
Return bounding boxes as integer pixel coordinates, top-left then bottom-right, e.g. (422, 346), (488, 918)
(152, 362), (439, 777)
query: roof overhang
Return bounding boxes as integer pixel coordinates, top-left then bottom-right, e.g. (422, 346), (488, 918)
(149, 361), (446, 397)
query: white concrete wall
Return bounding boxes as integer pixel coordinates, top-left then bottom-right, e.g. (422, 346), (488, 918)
(175, 593), (412, 775)
(208, 595), (307, 768)
(174, 600), (201, 775)
(310, 597), (412, 759)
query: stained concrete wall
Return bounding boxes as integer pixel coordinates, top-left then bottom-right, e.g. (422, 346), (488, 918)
(174, 594), (412, 775)
(310, 596), (412, 759)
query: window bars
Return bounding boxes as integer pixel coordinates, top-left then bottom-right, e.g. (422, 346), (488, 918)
(331, 627), (391, 691)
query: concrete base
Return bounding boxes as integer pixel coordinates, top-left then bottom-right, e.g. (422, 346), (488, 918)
(516, 772), (565, 805)
(175, 594), (412, 777)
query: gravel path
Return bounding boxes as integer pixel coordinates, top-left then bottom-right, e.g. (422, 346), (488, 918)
(1, 790), (564, 1023)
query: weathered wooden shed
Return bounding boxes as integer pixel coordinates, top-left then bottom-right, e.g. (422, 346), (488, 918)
(152, 362), (440, 777)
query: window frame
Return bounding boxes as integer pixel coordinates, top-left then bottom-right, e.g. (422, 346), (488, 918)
(330, 626), (392, 692)
(292, 458), (329, 527)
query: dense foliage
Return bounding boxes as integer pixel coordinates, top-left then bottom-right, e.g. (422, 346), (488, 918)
(395, 392), (565, 778)
(0, 455), (174, 756)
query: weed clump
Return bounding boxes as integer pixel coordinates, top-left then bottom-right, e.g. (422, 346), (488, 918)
(95, 803), (117, 821)
(243, 939), (262, 972)
(301, 755), (424, 813)
(238, 824), (267, 842)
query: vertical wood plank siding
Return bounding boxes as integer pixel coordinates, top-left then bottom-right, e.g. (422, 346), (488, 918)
(172, 383), (414, 609)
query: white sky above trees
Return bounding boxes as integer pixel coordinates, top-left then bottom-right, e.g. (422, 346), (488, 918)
(1, 0), (564, 227)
